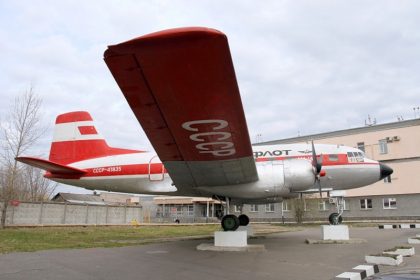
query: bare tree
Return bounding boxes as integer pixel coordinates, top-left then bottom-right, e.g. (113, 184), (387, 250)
(291, 198), (306, 224)
(0, 87), (44, 229)
(21, 165), (58, 202)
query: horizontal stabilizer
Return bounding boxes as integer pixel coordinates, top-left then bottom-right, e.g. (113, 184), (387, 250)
(16, 157), (87, 175)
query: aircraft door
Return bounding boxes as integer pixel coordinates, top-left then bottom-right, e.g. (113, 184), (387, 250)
(148, 155), (164, 181)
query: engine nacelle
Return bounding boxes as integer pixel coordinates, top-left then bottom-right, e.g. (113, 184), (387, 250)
(196, 158), (317, 200)
(283, 159), (316, 192)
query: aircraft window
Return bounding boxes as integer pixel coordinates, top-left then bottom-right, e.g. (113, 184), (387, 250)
(328, 154), (338, 161)
(347, 151), (361, 163)
(355, 152), (364, 162)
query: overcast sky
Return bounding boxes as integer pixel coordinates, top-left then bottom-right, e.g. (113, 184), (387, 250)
(1, 1), (419, 193)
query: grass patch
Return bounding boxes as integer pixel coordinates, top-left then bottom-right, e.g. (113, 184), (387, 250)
(369, 253), (400, 259)
(384, 246), (413, 252)
(0, 225), (220, 254)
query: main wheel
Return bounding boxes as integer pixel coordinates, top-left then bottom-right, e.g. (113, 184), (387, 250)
(328, 213), (343, 225)
(238, 214), (250, 226)
(221, 214), (240, 231)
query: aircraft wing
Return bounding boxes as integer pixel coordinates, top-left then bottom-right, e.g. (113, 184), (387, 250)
(104, 27), (258, 188)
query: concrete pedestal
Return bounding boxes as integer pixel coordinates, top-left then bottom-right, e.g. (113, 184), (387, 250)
(321, 225), (349, 240)
(215, 231), (247, 247)
(197, 230), (265, 252)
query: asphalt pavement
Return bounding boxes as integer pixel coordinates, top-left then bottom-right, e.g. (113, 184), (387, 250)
(0, 226), (419, 280)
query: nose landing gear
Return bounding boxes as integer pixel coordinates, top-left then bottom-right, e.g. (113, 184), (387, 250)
(328, 196), (345, 225)
(328, 212), (343, 225)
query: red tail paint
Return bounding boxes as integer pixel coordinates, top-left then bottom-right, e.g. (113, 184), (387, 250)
(49, 111), (141, 164)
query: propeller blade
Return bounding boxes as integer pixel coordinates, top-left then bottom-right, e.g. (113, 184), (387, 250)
(311, 140), (322, 174)
(311, 140), (322, 197)
(317, 179), (322, 198)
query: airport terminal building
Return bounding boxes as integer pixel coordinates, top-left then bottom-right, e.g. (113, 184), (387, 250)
(244, 118), (420, 222)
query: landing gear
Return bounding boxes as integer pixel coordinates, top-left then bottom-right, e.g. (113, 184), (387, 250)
(328, 213), (343, 225)
(328, 196), (345, 225)
(221, 214), (240, 231)
(218, 197), (250, 231)
(221, 214), (250, 231)
(238, 214), (249, 226)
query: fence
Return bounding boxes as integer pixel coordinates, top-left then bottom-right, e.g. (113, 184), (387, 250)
(0, 201), (143, 226)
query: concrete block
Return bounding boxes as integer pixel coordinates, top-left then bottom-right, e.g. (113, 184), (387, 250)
(365, 254), (403, 266)
(408, 237), (420, 244)
(321, 225), (349, 240)
(379, 225), (397, 229)
(214, 231), (247, 247)
(400, 224), (411, 229)
(335, 272), (362, 280)
(353, 265), (379, 277)
(384, 247), (415, 257)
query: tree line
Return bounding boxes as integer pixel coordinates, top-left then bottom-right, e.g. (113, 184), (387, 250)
(0, 88), (57, 228)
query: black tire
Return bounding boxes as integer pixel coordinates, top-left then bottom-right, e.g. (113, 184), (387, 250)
(238, 214), (250, 226)
(328, 213), (343, 225)
(221, 214), (240, 231)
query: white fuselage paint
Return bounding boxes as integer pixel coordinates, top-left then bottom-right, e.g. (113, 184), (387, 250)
(53, 143), (381, 203)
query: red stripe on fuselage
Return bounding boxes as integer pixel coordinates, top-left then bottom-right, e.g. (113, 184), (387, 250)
(255, 154), (378, 166)
(46, 154), (377, 180)
(82, 163), (165, 177)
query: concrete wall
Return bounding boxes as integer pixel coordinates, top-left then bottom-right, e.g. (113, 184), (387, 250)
(0, 201), (143, 226)
(2, 193), (419, 226)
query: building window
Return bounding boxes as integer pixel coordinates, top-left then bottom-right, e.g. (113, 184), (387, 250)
(282, 201), (289, 212)
(357, 142), (365, 152)
(383, 198), (397, 209)
(234, 205), (241, 213)
(187, 205), (194, 216)
(265, 203), (275, 212)
(318, 200), (329, 211)
(340, 199), (349, 210)
(379, 140), (388, 154)
(360, 198), (372, 210)
(384, 175), (392, 183)
(250, 204), (258, 212)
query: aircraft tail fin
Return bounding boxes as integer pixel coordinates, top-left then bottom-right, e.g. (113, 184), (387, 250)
(49, 111), (140, 164)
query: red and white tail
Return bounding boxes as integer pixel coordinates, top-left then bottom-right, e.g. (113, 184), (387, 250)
(49, 111), (140, 164)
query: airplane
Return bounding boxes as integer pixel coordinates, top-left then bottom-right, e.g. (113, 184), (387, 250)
(16, 27), (393, 231)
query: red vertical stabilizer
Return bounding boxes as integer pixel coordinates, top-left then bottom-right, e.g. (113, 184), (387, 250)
(49, 111), (141, 164)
